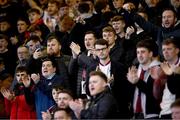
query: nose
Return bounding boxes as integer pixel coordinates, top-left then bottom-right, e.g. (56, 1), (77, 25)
(19, 75), (23, 80)
(172, 113), (175, 119)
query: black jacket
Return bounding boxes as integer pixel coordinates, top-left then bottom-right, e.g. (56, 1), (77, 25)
(80, 88), (120, 119)
(125, 12), (180, 57)
(87, 60), (133, 118)
(167, 73), (180, 99)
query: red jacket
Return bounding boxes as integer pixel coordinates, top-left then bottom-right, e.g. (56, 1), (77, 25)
(5, 94), (36, 119)
(5, 83), (37, 119)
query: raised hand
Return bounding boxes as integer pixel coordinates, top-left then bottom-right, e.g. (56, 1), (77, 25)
(125, 26), (135, 39)
(22, 75), (31, 87)
(127, 66), (139, 84)
(42, 110), (51, 120)
(160, 62), (173, 75)
(123, 2), (136, 13)
(10, 36), (18, 45)
(70, 42), (81, 58)
(1, 88), (14, 100)
(31, 73), (40, 84)
(33, 48), (44, 59)
(69, 99), (84, 118)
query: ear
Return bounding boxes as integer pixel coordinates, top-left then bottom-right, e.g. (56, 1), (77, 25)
(175, 48), (179, 54)
(115, 35), (117, 40)
(103, 81), (107, 87)
(175, 17), (177, 23)
(53, 67), (56, 73)
(122, 22), (126, 28)
(150, 51), (153, 57)
(59, 44), (61, 50)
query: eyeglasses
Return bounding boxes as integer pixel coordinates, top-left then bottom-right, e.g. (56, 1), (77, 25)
(96, 47), (107, 52)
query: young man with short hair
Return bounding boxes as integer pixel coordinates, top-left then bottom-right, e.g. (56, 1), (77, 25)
(127, 39), (166, 119)
(1, 66), (36, 119)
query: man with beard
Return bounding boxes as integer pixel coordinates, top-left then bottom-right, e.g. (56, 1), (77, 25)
(123, 3), (180, 58)
(47, 35), (70, 81)
(42, 89), (76, 120)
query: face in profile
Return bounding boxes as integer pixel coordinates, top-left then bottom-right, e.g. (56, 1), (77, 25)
(52, 89), (61, 104)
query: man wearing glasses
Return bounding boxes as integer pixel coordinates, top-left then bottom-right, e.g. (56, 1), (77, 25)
(87, 38), (133, 119)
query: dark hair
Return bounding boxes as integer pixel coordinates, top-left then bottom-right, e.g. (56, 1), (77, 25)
(59, 2), (68, 8)
(59, 89), (73, 99)
(85, 31), (97, 39)
(52, 85), (65, 91)
(162, 37), (179, 49)
(171, 99), (180, 108)
(162, 7), (177, 18)
(136, 38), (159, 57)
(94, 0), (108, 13)
(0, 34), (8, 41)
(42, 57), (57, 68)
(89, 71), (108, 82)
(27, 35), (41, 43)
(16, 66), (30, 75)
(78, 2), (90, 13)
(95, 38), (109, 48)
(17, 17), (30, 25)
(53, 108), (71, 118)
(0, 16), (11, 23)
(48, 0), (60, 9)
(47, 34), (61, 45)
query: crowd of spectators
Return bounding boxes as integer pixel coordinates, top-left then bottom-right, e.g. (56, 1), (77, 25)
(0, 0), (180, 119)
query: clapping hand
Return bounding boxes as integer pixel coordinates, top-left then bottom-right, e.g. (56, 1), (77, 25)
(31, 73), (40, 84)
(42, 110), (51, 120)
(69, 99), (84, 119)
(1, 87), (14, 100)
(70, 42), (81, 58)
(22, 75), (31, 87)
(127, 66), (139, 84)
(161, 62), (180, 75)
(123, 2), (136, 13)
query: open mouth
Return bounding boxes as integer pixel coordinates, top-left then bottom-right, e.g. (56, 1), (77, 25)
(43, 70), (48, 73)
(90, 87), (95, 92)
(164, 22), (170, 26)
